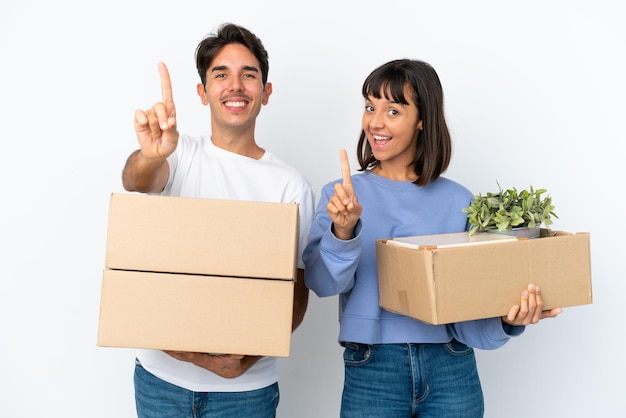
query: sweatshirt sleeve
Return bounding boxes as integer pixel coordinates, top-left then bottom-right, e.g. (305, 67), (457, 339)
(302, 184), (362, 297)
(446, 318), (525, 350)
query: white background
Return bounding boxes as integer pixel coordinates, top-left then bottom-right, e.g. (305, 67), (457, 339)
(1, 1), (624, 417)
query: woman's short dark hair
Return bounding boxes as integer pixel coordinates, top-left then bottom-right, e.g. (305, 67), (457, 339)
(357, 59), (452, 187)
(195, 23), (269, 86)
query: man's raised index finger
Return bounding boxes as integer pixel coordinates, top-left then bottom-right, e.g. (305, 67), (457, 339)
(158, 61), (174, 104)
(340, 149), (352, 186)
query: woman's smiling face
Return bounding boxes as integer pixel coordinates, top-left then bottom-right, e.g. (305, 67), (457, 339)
(362, 84), (423, 179)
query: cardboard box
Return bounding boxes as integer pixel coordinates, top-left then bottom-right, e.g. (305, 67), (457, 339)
(98, 193), (299, 356)
(376, 229), (592, 325)
(98, 269), (294, 356)
(105, 193), (299, 279)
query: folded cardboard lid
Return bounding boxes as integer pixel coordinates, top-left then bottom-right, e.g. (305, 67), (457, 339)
(105, 193), (299, 279)
(386, 231), (522, 250)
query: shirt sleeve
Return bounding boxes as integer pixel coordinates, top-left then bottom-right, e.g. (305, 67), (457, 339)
(303, 183), (362, 297)
(446, 318), (525, 350)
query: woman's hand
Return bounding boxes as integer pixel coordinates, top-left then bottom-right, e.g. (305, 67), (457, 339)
(502, 283), (562, 326)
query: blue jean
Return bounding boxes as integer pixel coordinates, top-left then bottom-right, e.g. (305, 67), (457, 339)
(340, 341), (484, 418)
(134, 359), (279, 418)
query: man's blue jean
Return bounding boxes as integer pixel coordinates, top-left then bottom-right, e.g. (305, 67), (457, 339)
(134, 359), (279, 418)
(340, 341), (484, 418)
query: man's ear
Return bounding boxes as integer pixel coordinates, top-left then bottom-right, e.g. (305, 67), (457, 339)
(197, 83), (209, 105)
(262, 82), (273, 105)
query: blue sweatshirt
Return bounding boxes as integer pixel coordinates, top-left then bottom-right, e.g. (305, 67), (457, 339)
(303, 170), (524, 350)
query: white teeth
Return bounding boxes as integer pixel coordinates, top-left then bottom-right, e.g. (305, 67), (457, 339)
(225, 101), (245, 107)
(373, 135), (390, 141)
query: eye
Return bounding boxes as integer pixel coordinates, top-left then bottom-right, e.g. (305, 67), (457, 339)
(365, 105), (374, 112)
(387, 108), (399, 116)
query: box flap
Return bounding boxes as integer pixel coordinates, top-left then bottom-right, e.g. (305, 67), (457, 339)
(377, 240), (437, 323)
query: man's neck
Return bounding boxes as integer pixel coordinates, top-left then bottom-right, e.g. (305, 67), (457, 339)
(210, 128), (265, 160)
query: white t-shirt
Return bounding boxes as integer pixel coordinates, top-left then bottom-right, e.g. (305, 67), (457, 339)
(136, 134), (315, 392)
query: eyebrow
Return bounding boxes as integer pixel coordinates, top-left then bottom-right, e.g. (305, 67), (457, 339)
(211, 65), (259, 74)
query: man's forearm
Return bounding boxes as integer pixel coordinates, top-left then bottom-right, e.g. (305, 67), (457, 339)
(292, 269), (309, 331)
(122, 149), (167, 193)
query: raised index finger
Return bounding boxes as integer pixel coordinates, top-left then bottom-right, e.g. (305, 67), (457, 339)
(157, 62), (174, 104)
(340, 149), (352, 187)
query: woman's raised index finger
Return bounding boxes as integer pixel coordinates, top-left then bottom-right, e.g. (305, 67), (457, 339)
(157, 62), (174, 104)
(340, 149), (352, 186)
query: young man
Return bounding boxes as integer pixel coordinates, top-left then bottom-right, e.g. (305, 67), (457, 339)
(122, 23), (315, 417)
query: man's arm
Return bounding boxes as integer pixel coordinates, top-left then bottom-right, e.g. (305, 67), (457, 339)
(292, 268), (309, 331)
(124, 62), (178, 193)
(122, 149), (170, 193)
(164, 351), (260, 379)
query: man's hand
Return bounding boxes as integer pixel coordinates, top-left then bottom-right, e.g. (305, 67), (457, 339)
(164, 351), (261, 379)
(134, 62), (179, 160)
(327, 149), (362, 240)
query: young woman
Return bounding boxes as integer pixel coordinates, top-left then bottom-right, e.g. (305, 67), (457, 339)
(303, 59), (561, 417)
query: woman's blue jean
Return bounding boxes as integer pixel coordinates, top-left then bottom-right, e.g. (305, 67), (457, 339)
(340, 341), (484, 418)
(134, 359), (279, 418)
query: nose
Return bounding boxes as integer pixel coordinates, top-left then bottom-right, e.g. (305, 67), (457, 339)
(227, 75), (243, 92)
(367, 110), (385, 129)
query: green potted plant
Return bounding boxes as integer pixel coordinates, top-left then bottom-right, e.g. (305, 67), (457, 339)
(462, 182), (558, 238)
